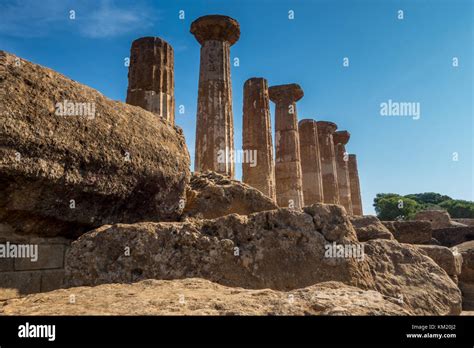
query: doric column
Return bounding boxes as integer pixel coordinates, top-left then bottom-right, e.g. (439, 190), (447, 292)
(269, 84), (304, 209)
(298, 119), (324, 204)
(316, 121), (339, 204)
(126, 37), (175, 124)
(190, 15), (240, 178)
(348, 154), (363, 215)
(333, 131), (353, 214)
(242, 78), (276, 201)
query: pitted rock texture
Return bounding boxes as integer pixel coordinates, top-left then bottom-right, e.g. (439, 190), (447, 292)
(363, 239), (462, 315)
(455, 241), (474, 310)
(433, 226), (474, 247)
(183, 171), (277, 219)
(66, 204), (371, 291)
(416, 245), (463, 283)
(349, 215), (394, 242)
(0, 278), (410, 316)
(415, 210), (466, 229)
(382, 221), (432, 244)
(0, 51), (190, 238)
(65, 204), (461, 315)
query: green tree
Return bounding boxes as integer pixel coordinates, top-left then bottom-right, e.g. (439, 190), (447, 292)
(404, 192), (451, 205)
(373, 195), (420, 221)
(439, 199), (474, 218)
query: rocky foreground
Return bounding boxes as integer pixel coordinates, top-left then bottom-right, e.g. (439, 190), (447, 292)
(0, 278), (410, 315)
(0, 51), (471, 316)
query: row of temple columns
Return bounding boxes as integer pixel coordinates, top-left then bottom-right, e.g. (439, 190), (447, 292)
(125, 15), (363, 215)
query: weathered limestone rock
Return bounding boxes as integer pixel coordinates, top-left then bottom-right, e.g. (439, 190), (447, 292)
(348, 154), (363, 215)
(0, 51), (190, 238)
(191, 15), (240, 178)
(453, 218), (474, 227)
(417, 245), (463, 283)
(433, 226), (474, 247)
(126, 37), (175, 124)
(269, 84), (304, 208)
(298, 119), (324, 204)
(454, 241), (474, 309)
(64, 204), (461, 315)
(349, 215), (394, 242)
(182, 171), (277, 219)
(0, 278), (410, 316)
(317, 121), (339, 204)
(66, 204), (371, 291)
(242, 78), (276, 201)
(333, 131), (353, 214)
(382, 221), (432, 244)
(363, 239), (461, 315)
(415, 209), (466, 229)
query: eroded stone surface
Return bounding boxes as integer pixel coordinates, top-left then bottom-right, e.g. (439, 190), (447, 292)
(298, 119), (324, 205)
(269, 84), (304, 208)
(126, 37), (175, 124)
(0, 278), (410, 316)
(64, 204), (461, 315)
(182, 171), (277, 219)
(191, 15), (240, 177)
(349, 215), (394, 242)
(0, 51), (190, 238)
(382, 221), (432, 244)
(415, 210), (466, 229)
(317, 121), (339, 205)
(333, 131), (353, 214)
(348, 154), (363, 215)
(242, 78), (276, 201)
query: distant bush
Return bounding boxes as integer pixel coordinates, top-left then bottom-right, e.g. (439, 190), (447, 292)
(373, 192), (474, 219)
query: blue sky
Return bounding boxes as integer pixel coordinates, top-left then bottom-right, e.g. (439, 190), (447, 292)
(1, 0), (472, 214)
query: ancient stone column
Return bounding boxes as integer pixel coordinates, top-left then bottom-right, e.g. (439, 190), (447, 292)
(269, 84), (304, 209)
(126, 37), (175, 124)
(333, 131), (353, 214)
(316, 121), (339, 204)
(348, 154), (363, 215)
(190, 15), (240, 178)
(242, 78), (276, 201)
(298, 119), (324, 204)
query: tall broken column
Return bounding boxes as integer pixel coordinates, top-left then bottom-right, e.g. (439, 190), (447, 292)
(126, 37), (175, 124)
(269, 84), (304, 209)
(191, 15), (240, 178)
(348, 154), (363, 215)
(298, 119), (324, 204)
(333, 131), (353, 214)
(316, 121), (339, 204)
(242, 78), (276, 201)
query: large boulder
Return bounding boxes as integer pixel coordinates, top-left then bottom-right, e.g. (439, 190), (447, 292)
(433, 226), (474, 247)
(0, 278), (410, 316)
(66, 204), (373, 291)
(415, 210), (466, 229)
(382, 221), (432, 244)
(0, 51), (190, 238)
(363, 240), (461, 315)
(349, 215), (394, 242)
(455, 241), (474, 310)
(182, 171), (278, 219)
(416, 245), (462, 283)
(65, 204), (461, 315)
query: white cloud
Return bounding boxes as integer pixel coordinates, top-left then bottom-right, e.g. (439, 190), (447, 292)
(0, 0), (156, 38)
